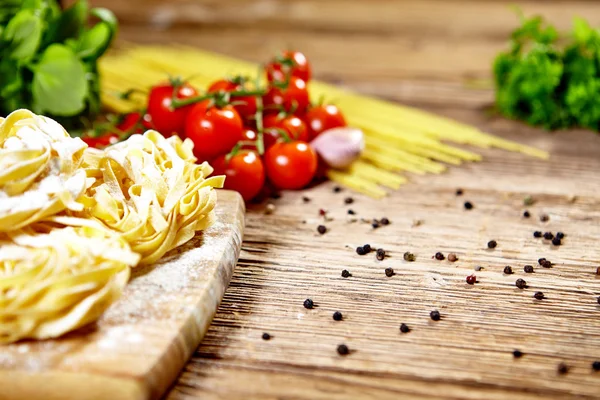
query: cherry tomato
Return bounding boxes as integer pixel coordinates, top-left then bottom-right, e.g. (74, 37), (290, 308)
(305, 104), (347, 140)
(241, 128), (259, 151)
(147, 82), (198, 136)
(263, 114), (309, 149)
(212, 151), (265, 201)
(263, 77), (310, 114)
(264, 141), (318, 190)
(184, 100), (244, 161)
(208, 78), (258, 120)
(82, 133), (119, 149)
(266, 51), (311, 83)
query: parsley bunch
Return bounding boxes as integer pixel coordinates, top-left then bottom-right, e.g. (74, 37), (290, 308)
(0, 0), (116, 130)
(494, 14), (600, 132)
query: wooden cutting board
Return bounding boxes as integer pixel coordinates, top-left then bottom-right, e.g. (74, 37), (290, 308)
(0, 190), (245, 400)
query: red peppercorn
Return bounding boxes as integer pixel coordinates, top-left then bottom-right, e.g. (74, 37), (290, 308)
(466, 275), (476, 285)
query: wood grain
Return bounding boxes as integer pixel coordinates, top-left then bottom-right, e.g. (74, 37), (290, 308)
(0, 190), (245, 400)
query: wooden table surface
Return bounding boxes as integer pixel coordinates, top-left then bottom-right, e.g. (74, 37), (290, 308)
(91, 1), (600, 398)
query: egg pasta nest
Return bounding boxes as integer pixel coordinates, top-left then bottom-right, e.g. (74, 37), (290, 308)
(0, 110), (224, 343)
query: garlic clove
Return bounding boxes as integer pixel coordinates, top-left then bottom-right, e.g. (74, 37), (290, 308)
(309, 127), (364, 169)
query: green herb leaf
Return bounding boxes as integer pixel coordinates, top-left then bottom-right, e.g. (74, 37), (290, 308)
(76, 7), (118, 61)
(32, 43), (88, 116)
(42, 0), (88, 47)
(3, 10), (42, 60)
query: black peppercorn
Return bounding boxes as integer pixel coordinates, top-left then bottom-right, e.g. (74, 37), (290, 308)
(592, 361), (600, 371)
(487, 240), (497, 249)
(516, 278), (527, 289)
(403, 252), (416, 262)
(524, 265), (534, 273)
(541, 260), (552, 268)
(376, 248), (386, 261)
(344, 197), (354, 204)
(385, 267), (394, 277)
(466, 275), (476, 285)
(356, 246), (366, 255)
(317, 225), (327, 235)
(333, 186), (342, 193)
(333, 311), (343, 321)
(556, 232), (565, 240)
(303, 299), (314, 309)
(337, 344), (349, 355)
(464, 201), (473, 210)
(456, 188), (463, 196)
(448, 253), (458, 262)
(557, 363), (569, 375)
(372, 219), (380, 229)
(504, 266), (513, 274)
(534, 291), (545, 300)
(400, 323), (410, 333)
(540, 214), (550, 222)
(543, 232), (554, 240)
(434, 252), (445, 260)
(533, 231), (542, 238)
(538, 258), (546, 265)
(380, 217), (390, 225)
(347, 209), (355, 215)
(302, 196), (311, 203)
(341, 269), (351, 278)
(523, 211), (530, 218)
(363, 244), (372, 253)
(262, 333), (271, 340)
(430, 310), (441, 321)
(513, 349), (523, 358)
(552, 237), (561, 246)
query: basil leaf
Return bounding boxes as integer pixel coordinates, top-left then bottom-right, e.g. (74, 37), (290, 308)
(32, 44), (88, 116)
(76, 7), (117, 61)
(3, 10), (42, 60)
(42, 0), (87, 47)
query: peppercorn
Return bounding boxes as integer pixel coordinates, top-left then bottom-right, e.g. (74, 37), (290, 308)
(372, 219), (380, 229)
(333, 311), (343, 321)
(430, 310), (441, 321)
(363, 244), (372, 253)
(337, 344), (349, 355)
(319, 209), (326, 216)
(380, 217), (390, 225)
(376, 248), (386, 261)
(534, 291), (545, 300)
(403, 252), (416, 262)
(534, 231), (542, 238)
(356, 246), (366, 255)
(557, 363), (569, 375)
(541, 260), (552, 268)
(347, 209), (355, 215)
(333, 186), (342, 193)
(523, 210), (531, 218)
(540, 214), (550, 222)
(523, 195), (535, 206)
(552, 237), (561, 246)
(474, 266), (483, 271)
(456, 188), (463, 196)
(524, 265), (534, 273)
(262, 333), (271, 340)
(341, 269), (351, 278)
(303, 299), (314, 309)
(385, 267), (394, 277)
(504, 266), (513, 274)
(464, 201), (473, 210)
(344, 197), (354, 204)
(516, 278), (527, 289)
(434, 252), (445, 261)
(466, 275), (476, 285)
(302, 196), (311, 203)
(556, 232), (565, 240)
(593, 361), (600, 371)
(538, 258), (546, 265)
(448, 253), (458, 262)
(400, 323), (410, 333)
(317, 225), (327, 235)
(596, 267), (600, 275)
(265, 203), (276, 214)
(543, 232), (554, 240)
(513, 349), (523, 358)
(487, 240), (497, 249)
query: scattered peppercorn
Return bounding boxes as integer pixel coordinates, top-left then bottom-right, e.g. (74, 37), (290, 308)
(556, 232), (565, 239)
(524, 265), (534, 273)
(592, 361), (600, 371)
(363, 244), (372, 253)
(317, 225), (327, 235)
(523, 210), (531, 218)
(341, 269), (351, 278)
(372, 219), (380, 229)
(435, 252), (445, 260)
(596, 267), (600, 275)
(430, 310), (441, 321)
(534, 231), (542, 238)
(376, 248), (386, 261)
(333, 186), (342, 193)
(337, 344), (349, 355)
(356, 246), (366, 255)
(541, 260), (552, 268)
(385, 267), (394, 277)
(552, 237), (562, 246)
(543, 232), (554, 240)
(464, 201), (473, 210)
(540, 214), (550, 222)
(523, 195), (535, 206)
(265, 203), (276, 214)
(262, 333), (271, 340)
(302, 196), (311, 203)
(538, 258), (546, 265)
(448, 253), (458, 262)
(487, 240), (497, 249)
(475, 266), (484, 271)
(557, 363), (569, 375)
(504, 266), (514, 274)
(513, 349), (523, 358)
(516, 278), (527, 289)
(466, 275), (476, 285)
(380, 217), (390, 225)
(403, 252), (416, 262)
(400, 323), (410, 333)
(333, 311), (343, 321)
(344, 197), (354, 204)
(347, 209), (355, 215)
(534, 291), (545, 300)
(456, 188), (463, 196)
(303, 299), (314, 309)
(319, 209), (326, 216)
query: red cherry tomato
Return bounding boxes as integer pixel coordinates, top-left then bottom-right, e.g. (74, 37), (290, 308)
(240, 128), (259, 151)
(263, 114), (309, 149)
(82, 133), (119, 149)
(263, 77), (310, 114)
(264, 141), (318, 190)
(147, 82), (198, 136)
(212, 151), (265, 201)
(184, 100), (244, 162)
(208, 78), (258, 120)
(305, 104), (347, 140)
(266, 51), (311, 83)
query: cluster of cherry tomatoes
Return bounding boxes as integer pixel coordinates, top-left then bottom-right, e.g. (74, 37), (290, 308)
(83, 51), (348, 201)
